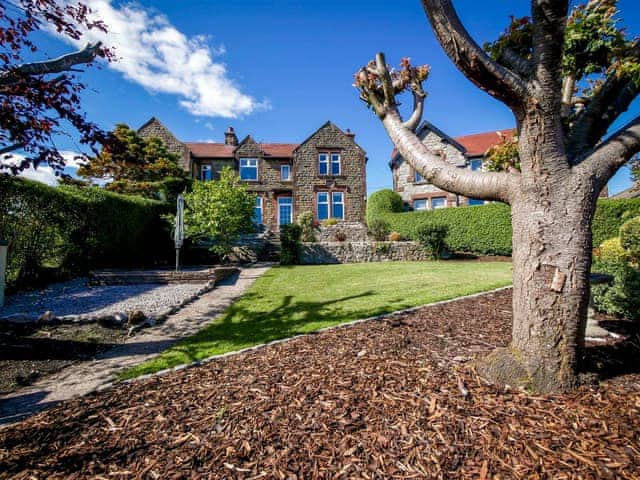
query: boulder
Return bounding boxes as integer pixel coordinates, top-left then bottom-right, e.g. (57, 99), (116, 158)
(37, 310), (59, 325)
(127, 310), (146, 325)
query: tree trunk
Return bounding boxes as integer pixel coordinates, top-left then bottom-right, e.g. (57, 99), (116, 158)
(478, 160), (597, 392)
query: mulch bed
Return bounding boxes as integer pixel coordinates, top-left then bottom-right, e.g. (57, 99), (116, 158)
(1, 289), (639, 479)
(0, 323), (128, 394)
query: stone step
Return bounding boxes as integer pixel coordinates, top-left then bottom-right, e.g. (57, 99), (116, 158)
(88, 266), (237, 286)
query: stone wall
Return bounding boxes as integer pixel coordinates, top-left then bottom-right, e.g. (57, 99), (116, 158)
(393, 129), (468, 209)
(294, 122), (367, 224)
(315, 222), (369, 242)
(300, 241), (429, 264)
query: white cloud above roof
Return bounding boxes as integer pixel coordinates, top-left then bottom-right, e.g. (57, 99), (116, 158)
(56, 0), (266, 118)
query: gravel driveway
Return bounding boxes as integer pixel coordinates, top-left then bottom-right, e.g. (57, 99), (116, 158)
(0, 279), (207, 319)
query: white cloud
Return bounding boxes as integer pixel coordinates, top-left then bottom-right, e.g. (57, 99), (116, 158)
(1, 154), (60, 186)
(56, 1), (266, 118)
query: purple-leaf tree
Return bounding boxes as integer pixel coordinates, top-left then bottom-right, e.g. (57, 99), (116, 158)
(355, 0), (640, 393)
(0, 0), (113, 173)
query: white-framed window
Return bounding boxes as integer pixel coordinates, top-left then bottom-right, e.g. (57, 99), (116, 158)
(330, 153), (341, 175)
(281, 164), (291, 181)
(317, 192), (330, 220)
(432, 196), (447, 209)
(415, 170), (424, 182)
(278, 196), (293, 226)
(253, 196), (263, 225)
(317, 191), (345, 221)
(470, 158), (483, 171)
(332, 192), (344, 219)
(201, 164), (212, 181)
(413, 199), (427, 210)
(240, 158), (258, 181)
(318, 153), (329, 175)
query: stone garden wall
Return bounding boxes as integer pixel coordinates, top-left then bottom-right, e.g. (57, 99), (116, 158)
(300, 241), (428, 264)
(315, 222), (369, 242)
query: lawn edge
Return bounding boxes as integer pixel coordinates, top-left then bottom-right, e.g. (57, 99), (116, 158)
(112, 284), (513, 389)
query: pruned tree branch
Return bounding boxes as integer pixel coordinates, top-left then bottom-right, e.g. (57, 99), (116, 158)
(0, 42), (103, 86)
(0, 143), (26, 156)
(402, 90), (425, 132)
(421, 0), (530, 111)
(575, 115), (640, 190)
(531, 0), (569, 89)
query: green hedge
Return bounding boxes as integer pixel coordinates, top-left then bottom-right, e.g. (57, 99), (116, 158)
(368, 196), (640, 256)
(0, 175), (172, 292)
(366, 189), (404, 226)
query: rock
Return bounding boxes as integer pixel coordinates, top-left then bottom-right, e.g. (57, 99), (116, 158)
(37, 310), (58, 324)
(113, 312), (128, 324)
(127, 310), (146, 325)
(98, 314), (126, 328)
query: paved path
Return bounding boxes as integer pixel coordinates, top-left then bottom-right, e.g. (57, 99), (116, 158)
(0, 264), (272, 425)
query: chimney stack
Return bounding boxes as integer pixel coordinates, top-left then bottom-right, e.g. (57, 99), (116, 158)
(224, 126), (238, 146)
(345, 128), (355, 140)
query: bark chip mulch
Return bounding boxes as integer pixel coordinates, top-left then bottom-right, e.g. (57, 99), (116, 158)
(1, 289), (639, 479)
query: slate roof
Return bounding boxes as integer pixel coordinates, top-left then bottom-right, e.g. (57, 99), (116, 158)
(184, 142), (299, 158)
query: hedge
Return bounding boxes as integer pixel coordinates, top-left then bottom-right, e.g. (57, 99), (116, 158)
(368, 196), (640, 256)
(366, 189), (404, 226)
(0, 175), (172, 292)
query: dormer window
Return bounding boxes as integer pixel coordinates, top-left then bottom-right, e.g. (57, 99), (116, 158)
(240, 158), (258, 181)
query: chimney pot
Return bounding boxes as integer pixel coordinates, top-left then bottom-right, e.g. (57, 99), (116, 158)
(224, 126), (238, 146)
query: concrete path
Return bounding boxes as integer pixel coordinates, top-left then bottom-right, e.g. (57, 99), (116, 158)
(0, 264), (272, 425)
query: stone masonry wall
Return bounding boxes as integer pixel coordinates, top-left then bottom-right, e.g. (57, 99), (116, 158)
(294, 123), (366, 224)
(300, 241), (429, 264)
(393, 130), (467, 208)
(138, 118), (190, 171)
(315, 222), (369, 242)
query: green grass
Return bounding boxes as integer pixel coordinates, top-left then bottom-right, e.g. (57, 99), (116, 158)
(120, 261), (512, 379)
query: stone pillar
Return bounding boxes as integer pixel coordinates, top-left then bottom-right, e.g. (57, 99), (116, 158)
(0, 240), (7, 307)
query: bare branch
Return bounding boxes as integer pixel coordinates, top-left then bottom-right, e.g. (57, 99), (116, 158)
(531, 0), (569, 90)
(0, 42), (103, 86)
(383, 110), (515, 203)
(421, 0), (529, 111)
(575, 115), (640, 190)
(0, 143), (26, 155)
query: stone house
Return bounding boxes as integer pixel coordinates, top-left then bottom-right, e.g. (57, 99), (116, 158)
(390, 121), (515, 210)
(138, 117), (367, 231)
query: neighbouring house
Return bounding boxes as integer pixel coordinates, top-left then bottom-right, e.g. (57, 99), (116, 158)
(390, 122), (515, 210)
(138, 117), (367, 231)
(610, 185), (640, 199)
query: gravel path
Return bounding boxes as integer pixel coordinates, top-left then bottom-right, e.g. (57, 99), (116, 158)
(0, 279), (207, 319)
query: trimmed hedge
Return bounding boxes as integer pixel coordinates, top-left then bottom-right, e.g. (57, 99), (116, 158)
(0, 175), (172, 292)
(366, 189), (404, 226)
(367, 195), (640, 256)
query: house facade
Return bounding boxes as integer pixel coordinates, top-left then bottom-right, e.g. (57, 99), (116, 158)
(390, 122), (515, 210)
(138, 117), (367, 231)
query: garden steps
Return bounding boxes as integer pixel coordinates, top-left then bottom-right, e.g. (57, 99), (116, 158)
(88, 266), (238, 285)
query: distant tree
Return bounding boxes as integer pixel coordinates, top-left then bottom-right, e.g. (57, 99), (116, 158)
(183, 168), (255, 257)
(354, 0), (640, 392)
(0, 0), (113, 173)
(78, 124), (191, 201)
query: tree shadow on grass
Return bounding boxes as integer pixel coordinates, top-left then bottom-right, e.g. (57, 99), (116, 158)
(163, 290), (379, 366)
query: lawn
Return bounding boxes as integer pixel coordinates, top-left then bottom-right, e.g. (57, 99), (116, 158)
(121, 261), (512, 378)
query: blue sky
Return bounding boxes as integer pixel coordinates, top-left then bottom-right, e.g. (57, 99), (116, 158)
(25, 0), (640, 193)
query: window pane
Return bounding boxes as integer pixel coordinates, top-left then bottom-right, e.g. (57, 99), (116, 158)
(468, 198), (484, 206)
(240, 159), (258, 180)
(331, 154), (340, 175)
(470, 159), (482, 171)
(332, 204), (344, 219)
(318, 153), (328, 175)
(432, 197), (446, 209)
(318, 192), (328, 203)
(413, 199), (427, 210)
(281, 165), (291, 181)
(253, 197), (262, 225)
(415, 171), (424, 182)
(317, 192), (329, 220)
(201, 165), (212, 181)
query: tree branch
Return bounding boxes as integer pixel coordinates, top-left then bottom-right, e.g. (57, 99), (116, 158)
(499, 48), (534, 78)
(402, 90), (425, 132)
(575, 115), (640, 191)
(0, 143), (26, 156)
(0, 42), (102, 86)
(531, 0), (569, 95)
(421, 0), (530, 111)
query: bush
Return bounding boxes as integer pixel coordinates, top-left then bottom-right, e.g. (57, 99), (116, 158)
(0, 175), (171, 292)
(595, 237), (628, 263)
(364, 194), (640, 257)
(592, 257), (640, 319)
(368, 218), (390, 241)
(321, 218), (338, 226)
(620, 216), (640, 262)
(366, 189), (404, 226)
(297, 211), (316, 242)
(415, 224), (449, 259)
(388, 231), (402, 242)
(280, 223), (302, 265)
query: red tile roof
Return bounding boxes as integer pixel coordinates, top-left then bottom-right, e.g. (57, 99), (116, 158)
(185, 142), (298, 158)
(454, 129), (516, 157)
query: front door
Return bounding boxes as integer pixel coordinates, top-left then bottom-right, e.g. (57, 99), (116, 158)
(278, 196), (293, 227)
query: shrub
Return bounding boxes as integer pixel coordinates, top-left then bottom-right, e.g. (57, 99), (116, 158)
(334, 231), (347, 242)
(591, 257), (640, 319)
(388, 231), (402, 242)
(620, 216), (640, 262)
(366, 189), (404, 226)
(592, 198), (640, 247)
(321, 218), (339, 226)
(280, 223), (302, 265)
(368, 218), (390, 241)
(416, 224), (449, 259)
(297, 211), (316, 242)
(596, 237), (628, 263)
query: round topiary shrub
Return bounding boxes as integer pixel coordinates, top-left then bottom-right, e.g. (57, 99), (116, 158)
(366, 189), (404, 226)
(620, 216), (640, 262)
(595, 237), (629, 263)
